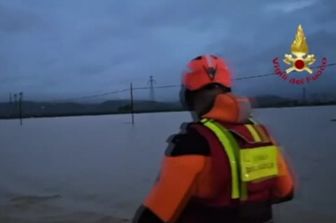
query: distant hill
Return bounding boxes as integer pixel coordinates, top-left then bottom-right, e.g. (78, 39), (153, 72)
(252, 95), (298, 107)
(0, 94), (335, 119)
(0, 100), (184, 119)
(252, 94), (336, 108)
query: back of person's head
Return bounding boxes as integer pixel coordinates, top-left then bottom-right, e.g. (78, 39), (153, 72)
(180, 55), (233, 115)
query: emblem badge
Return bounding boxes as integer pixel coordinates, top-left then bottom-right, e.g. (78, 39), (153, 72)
(273, 24), (328, 85)
(283, 24), (316, 74)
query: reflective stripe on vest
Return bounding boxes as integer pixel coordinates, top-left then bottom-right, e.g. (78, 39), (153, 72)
(248, 118), (270, 143)
(201, 118), (278, 200)
(201, 118), (243, 199)
(245, 124), (262, 142)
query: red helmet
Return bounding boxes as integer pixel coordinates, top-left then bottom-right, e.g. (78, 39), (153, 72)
(182, 55), (232, 91)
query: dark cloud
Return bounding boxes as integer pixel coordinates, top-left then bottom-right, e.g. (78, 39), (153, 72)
(0, 0), (335, 101)
(0, 4), (43, 33)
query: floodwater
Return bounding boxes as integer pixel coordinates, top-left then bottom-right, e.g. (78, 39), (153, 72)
(0, 106), (336, 223)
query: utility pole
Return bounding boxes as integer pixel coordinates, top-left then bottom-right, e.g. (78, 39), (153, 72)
(130, 83), (134, 125)
(148, 75), (156, 102)
(9, 93), (13, 118)
(13, 93), (18, 118)
(302, 87), (306, 105)
(9, 93), (12, 104)
(19, 92), (23, 126)
(13, 94), (17, 104)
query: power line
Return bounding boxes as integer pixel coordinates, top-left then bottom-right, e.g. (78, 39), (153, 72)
(45, 61), (336, 102)
(132, 86), (150, 90)
(154, 84), (179, 89)
(234, 62), (336, 80)
(51, 88), (129, 102)
(234, 72), (275, 80)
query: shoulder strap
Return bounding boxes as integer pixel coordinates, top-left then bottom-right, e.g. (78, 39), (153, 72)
(201, 118), (248, 200)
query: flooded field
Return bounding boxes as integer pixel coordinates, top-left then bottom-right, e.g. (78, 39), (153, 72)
(1, 105), (336, 222)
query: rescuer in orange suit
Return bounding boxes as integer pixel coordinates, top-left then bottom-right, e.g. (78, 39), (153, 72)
(133, 55), (295, 223)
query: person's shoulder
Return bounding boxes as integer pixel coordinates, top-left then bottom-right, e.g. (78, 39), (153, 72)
(248, 118), (274, 138)
(165, 122), (210, 157)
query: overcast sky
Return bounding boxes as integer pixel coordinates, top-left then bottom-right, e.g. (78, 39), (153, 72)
(0, 0), (335, 102)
